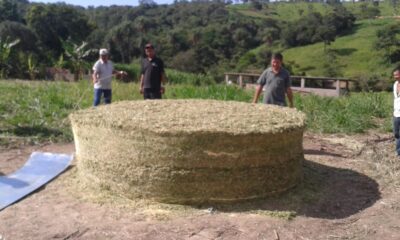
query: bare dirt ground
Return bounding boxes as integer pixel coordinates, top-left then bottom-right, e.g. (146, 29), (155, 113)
(1, 132), (400, 240)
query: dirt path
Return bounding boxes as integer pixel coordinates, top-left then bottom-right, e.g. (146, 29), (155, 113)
(1, 133), (400, 240)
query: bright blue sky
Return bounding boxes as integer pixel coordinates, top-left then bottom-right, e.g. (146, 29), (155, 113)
(29, 0), (174, 8)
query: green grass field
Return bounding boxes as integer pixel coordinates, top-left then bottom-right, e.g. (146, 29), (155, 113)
(0, 80), (393, 146)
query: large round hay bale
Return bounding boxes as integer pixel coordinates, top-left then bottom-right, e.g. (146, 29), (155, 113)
(69, 99), (306, 204)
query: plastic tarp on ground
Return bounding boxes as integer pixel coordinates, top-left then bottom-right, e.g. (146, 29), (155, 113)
(0, 152), (73, 211)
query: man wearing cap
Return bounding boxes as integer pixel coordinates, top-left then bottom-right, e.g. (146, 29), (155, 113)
(252, 52), (294, 107)
(92, 48), (125, 106)
(140, 43), (167, 99)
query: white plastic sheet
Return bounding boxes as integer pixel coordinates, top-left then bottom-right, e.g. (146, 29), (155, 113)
(0, 152), (73, 211)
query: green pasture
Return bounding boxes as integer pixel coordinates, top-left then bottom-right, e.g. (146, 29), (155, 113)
(0, 79), (393, 145)
(283, 18), (397, 78)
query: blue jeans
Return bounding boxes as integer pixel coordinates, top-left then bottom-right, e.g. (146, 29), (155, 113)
(93, 89), (112, 106)
(393, 117), (400, 155)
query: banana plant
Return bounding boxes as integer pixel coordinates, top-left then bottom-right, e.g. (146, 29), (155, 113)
(0, 37), (20, 79)
(27, 54), (39, 80)
(61, 39), (96, 81)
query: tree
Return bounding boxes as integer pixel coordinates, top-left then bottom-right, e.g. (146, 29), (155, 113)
(374, 23), (400, 64)
(170, 49), (198, 72)
(390, 0), (399, 15)
(104, 21), (141, 63)
(313, 22), (336, 51)
(139, 0), (157, 7)
(0, 0), (21, 22)
(322, 49), (343, 77)
(26, 4), (93, 58)
(327, 5), (355, 35)
(0, 21), (38, 52)
(251, 0), (262, 10)
(358, 3), (380, 20)
(281, 7), (354, 48)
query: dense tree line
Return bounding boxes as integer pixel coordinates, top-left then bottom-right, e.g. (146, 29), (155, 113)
(0, 0), (358, 80)
(281, 5), (355, 48)
(375, 23), (400, 64)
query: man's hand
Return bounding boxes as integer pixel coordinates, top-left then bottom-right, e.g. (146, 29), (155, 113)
(160, 86), (165, 94)
(140, 87), (143, 94)
(118, 71), (127, 77)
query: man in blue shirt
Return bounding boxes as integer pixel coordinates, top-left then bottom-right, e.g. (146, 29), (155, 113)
(252, 53), (294, 107)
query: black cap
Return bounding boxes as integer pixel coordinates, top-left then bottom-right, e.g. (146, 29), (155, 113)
(145, 43), (154, 49)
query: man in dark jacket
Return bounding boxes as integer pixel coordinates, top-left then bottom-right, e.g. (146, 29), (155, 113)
(139, 43), (168, 99)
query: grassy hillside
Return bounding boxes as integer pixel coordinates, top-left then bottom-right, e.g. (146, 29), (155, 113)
(228, 2), (329, 22)
(229, 2), (399, 82)
(283, 18), (397, 78)
(344, 1), (399, 17)
(229, 1), (398, 22)
(232, 1), (400, 81)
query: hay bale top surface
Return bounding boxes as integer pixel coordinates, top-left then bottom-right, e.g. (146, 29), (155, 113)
(70, 100), (305, 134)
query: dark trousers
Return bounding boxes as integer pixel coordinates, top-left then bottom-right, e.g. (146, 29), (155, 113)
(93, 89), (112, 106)
(143, 88), (162, 100)
(393, 117), (400, 155)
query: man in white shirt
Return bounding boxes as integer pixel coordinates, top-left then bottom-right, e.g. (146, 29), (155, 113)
(393, 68), (400, 156)
(92, 48), (125, 106)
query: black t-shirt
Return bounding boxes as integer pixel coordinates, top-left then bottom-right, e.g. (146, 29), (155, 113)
(141, 57), (164, 89)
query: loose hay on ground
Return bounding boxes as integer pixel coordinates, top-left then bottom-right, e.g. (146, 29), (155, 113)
(69, 99), (306, 204)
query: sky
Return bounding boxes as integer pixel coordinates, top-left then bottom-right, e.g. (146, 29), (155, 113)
(29, 0), (174, 8)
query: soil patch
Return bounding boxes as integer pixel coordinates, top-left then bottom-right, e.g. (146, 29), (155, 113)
(1, 133), (400, 240)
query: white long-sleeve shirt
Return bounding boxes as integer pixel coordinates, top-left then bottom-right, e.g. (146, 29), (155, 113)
(393, 81), (400, 117)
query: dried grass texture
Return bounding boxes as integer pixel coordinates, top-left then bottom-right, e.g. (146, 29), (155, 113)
(70, 99), (306, 204)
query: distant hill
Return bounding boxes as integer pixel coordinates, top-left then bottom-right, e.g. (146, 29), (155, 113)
(283, 18), (396, 78)
(2, 0), (399, 84)
(232, 1), (400, 84)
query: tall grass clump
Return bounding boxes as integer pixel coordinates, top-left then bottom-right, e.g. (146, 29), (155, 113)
(166, 69), (216, 85)
(114, 63), (140, 82)
(295, 92), (392, 133)
(165, 84), (253, 102)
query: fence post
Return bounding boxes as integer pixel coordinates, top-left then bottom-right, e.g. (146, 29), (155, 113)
(336, 80), (340, 96)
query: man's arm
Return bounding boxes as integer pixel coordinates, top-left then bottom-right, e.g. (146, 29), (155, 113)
(161, 72), (168, 84)
(92, 71), (98, 84)
(252, 85), (263, 103)
(160, 72), (167, 94)
(139, 74), (144, 94)
(112, 69), (126, 75)
(286, 87), (294, 108)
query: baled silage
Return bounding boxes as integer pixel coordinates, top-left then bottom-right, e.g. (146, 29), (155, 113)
(69, 99), (306, 204)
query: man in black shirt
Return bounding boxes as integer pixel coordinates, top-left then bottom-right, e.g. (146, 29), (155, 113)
(140, 43), (167, 99)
